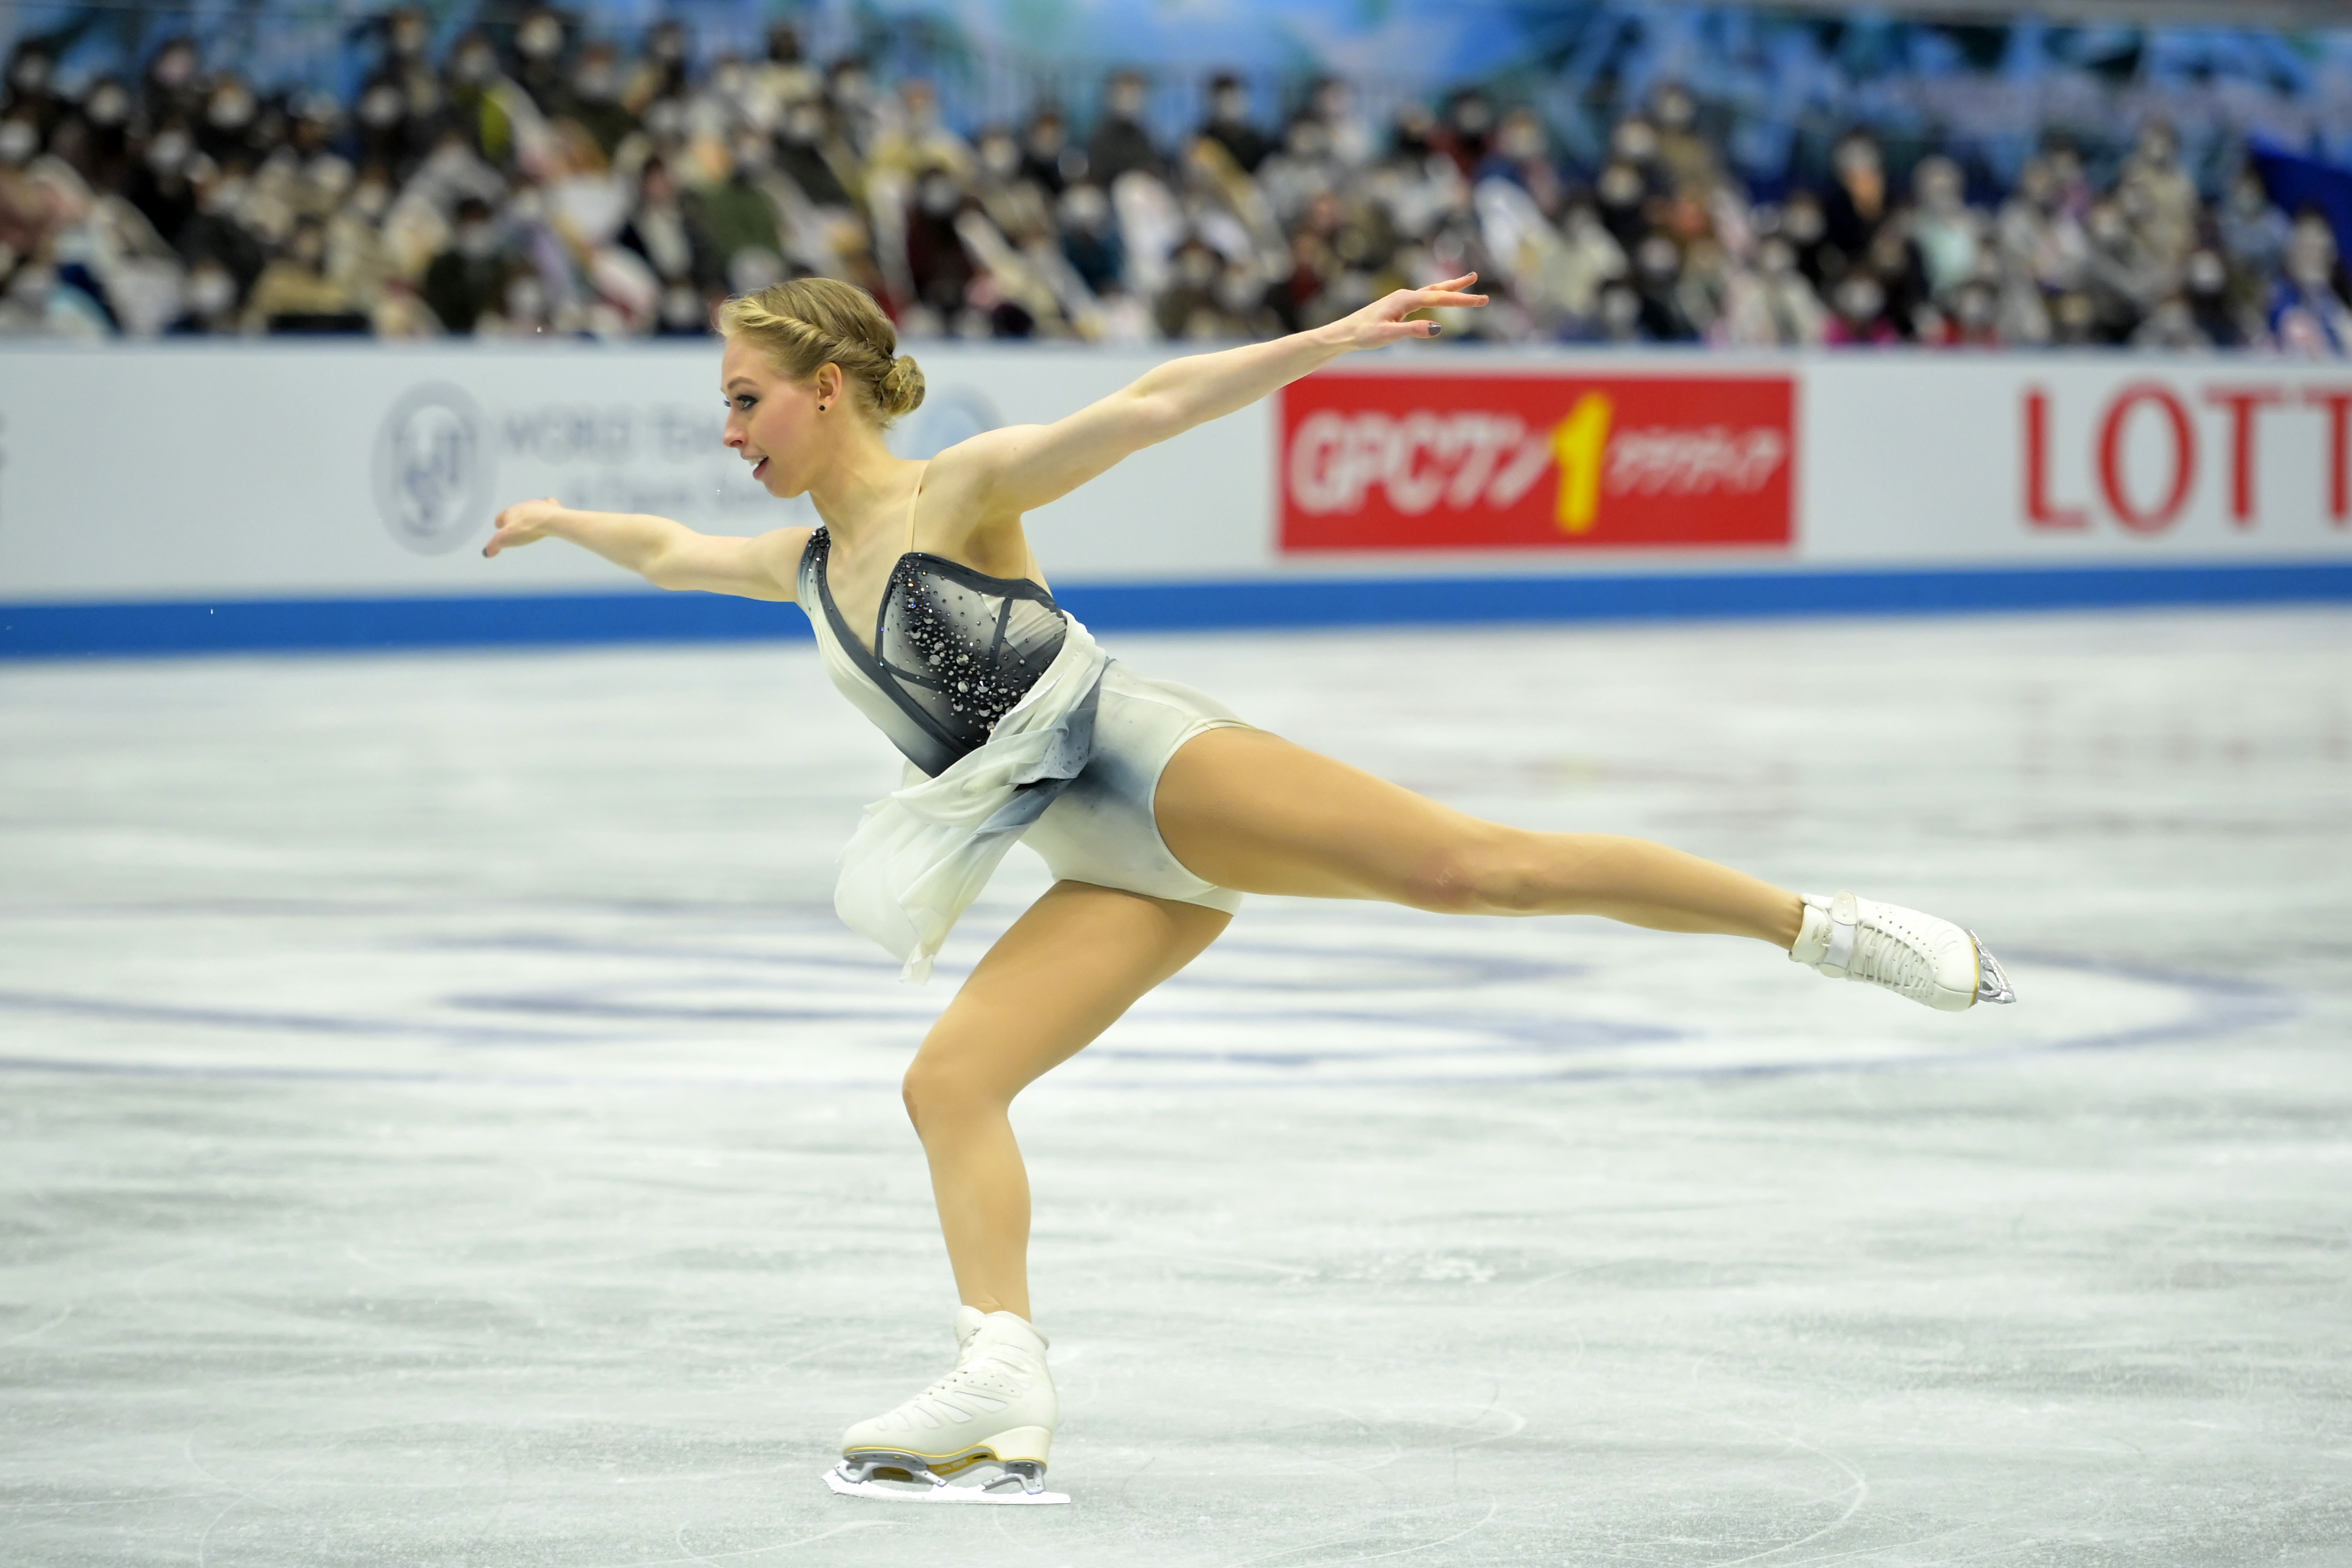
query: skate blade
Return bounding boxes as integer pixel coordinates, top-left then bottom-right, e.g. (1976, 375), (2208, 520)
(1969, 932), (2016, 1006)
(823, 1462), (1069, 1506)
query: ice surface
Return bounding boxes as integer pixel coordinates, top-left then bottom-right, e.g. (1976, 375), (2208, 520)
(2, 610), (2349, 1566)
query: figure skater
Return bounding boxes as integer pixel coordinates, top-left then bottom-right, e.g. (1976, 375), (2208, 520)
(484, 275), (2012, 1506)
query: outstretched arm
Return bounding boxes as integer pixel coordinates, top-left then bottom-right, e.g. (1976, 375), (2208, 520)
(951, 273), (1487, 519)
(482, 501), (808, 601)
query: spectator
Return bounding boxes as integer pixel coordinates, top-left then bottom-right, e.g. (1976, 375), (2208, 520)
(244, 215), (365, 332)
(3, 42), (65, 141)
(1058, 181), (1123, 294)
(2271, 213), (2352, 353)
(2118, 120), (2198, 270)
(619, 158), (710, 291)
(2083, 196), (2168, 341)
(1910, 155), (1982, 300)
(168, 258), (241, 333)
(421, 195), (507, 333)
(1308, 77), (1377, 171)
(1822, 131), (1888, 276)
(0, 12), (2340, 354)
(1651, 83), (1718, 194)
(176, 160), (266, 302)
(1779, 188), (1833, 287)
(1630, 233), (1696, 341)
(1480, 107), (1565, 219)
(2182, 247), (2247, 347)
(1022, 108), (1079, 196)
(684, 138), (785, 287)
(2217, 169), (2289, 309)
(776, 98), (857, 209)
(1432, 89), (1494, 179)
(1153, 236), (1224, 337)
(903, 164), (974, 316)
(1825, 272), (1898, 345)
(1200, 73), (1271, 176)
(1088, 71), (1160, 187)
(563, 42), (639, 157)
(1720, 235), (1826, 345)
(1861, 224), (1929, 338)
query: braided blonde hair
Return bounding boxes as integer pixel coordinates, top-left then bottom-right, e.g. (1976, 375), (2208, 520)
(716, 278), (925, 426)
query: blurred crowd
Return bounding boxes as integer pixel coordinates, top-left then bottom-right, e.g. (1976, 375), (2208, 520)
(1, 8), (2347, 351)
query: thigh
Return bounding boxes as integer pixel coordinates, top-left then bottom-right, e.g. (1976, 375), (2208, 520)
(1153, 726), (1501, 900)
(910, 879), (1231, 1102)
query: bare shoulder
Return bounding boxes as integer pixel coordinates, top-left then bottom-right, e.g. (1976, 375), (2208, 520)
(922, 429), (1043, 523)
(748, 524), (817, 601)
(927, 425), (1044, 487)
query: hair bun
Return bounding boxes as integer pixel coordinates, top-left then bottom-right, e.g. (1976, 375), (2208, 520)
(878, 354), (926, 419)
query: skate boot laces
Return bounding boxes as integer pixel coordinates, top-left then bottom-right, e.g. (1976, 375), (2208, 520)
(1793, 890), (2012, 1011)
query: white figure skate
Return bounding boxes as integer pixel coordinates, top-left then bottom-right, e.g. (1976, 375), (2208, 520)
(823, 1306), (1068, 1505)
(1791, 890), (2015, 1011)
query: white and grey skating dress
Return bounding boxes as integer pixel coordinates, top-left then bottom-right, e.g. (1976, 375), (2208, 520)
(797, 522), (1246, 981)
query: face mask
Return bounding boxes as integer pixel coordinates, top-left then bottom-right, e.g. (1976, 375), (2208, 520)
(457, 222), (496, 258)
(0, 119), (35, 164)
(10, 55), (49, 93)
(919, 177), (960, 216)
(1613, 122), (1656, 162)
(88, 84), (131, 126)
(188, 268), (236, 314)
(209, 89), (255, 130)
(982, 139), (1018, 177)
(351, 181), (390, 219)
(454, 48), (496, 85)
(360, 86), (402, 129)
(518, 18), (563, 60)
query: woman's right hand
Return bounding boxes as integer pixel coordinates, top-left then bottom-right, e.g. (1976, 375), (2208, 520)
(484, 498), (567, 558)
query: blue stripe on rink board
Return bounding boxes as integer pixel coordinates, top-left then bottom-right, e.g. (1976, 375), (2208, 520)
(5, 561), (2352, 658)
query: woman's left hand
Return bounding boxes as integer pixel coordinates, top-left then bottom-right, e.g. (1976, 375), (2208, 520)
(1321, 272), (1488, 352)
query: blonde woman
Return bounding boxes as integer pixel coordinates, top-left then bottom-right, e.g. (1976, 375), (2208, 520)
(485, 275), (2012, 1504)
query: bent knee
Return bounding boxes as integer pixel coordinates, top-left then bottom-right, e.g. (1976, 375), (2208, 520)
(1395, 834), (1551, 915)
(900, 1051), (1015, 1130)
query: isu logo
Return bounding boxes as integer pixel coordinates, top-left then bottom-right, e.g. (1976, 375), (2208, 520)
(1279, 373), (1795, 552)
(372, 382), (495, 556)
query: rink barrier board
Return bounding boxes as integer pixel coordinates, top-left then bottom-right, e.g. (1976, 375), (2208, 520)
(6, 561), (2351, 658)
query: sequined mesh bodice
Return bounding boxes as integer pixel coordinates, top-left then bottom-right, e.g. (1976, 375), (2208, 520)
(802, 526), (1069, 776)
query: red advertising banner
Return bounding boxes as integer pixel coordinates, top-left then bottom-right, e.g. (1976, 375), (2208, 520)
(1279, 372), (1797, 552)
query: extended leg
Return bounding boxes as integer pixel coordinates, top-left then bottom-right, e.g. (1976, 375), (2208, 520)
(900, 879), (1230, 1321)
(1156, 727), (1804, 945)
